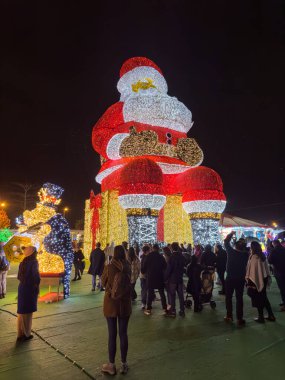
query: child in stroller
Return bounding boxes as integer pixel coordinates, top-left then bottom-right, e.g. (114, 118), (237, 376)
(186, 250), (217, 311)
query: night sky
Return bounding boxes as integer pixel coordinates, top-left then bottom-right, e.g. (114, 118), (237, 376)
(1, 0), (285, 228)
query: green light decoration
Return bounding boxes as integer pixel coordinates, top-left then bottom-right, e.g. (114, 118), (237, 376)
(0, 228), (13, 243)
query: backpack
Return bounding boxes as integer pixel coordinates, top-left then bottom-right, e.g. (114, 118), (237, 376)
(110, 268), (131, 301)
(0, 256), (9, 271)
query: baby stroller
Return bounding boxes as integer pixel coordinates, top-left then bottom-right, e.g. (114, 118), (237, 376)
(199, 267), (216, 309)
(185, 262), (216, 310)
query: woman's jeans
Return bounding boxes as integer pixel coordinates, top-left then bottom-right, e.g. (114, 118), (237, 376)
(106, 316), (130, 363)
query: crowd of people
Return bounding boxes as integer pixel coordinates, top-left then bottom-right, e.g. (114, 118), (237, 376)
(0, 233), (285, 376)
(87, 233), (285, 375)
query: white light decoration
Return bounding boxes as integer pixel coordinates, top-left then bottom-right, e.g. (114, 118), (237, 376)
(118, 194), (166, 210)
(191, 218), (222, 247)
(96, 165), (123, 184)
(117, 66), (168, 101)
(106, 133), (130, 160)
(158, 162), (193, 174)
(123, 93), (193, 133)
(127, 215), (158, 247)
(183, 200), (226, 214)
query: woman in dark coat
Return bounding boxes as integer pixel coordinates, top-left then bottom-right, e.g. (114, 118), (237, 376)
(101, 245), (132, 376)
(186, 255), (202, 312)
(17, 246), (40, 341)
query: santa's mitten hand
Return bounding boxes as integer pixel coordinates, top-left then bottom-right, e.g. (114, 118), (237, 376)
(176, 138), (204, 166)
(119, 129), (158, 157)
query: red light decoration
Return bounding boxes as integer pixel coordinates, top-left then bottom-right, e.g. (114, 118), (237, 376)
(120, 158), (163, 187)
(177, 166), (224, 192)
(120, 57), (163, 77)
(92, 102), (124, 158)
(182, 190), (226, 202)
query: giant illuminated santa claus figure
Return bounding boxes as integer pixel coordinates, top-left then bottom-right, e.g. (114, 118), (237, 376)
(89, 57), (226, 247)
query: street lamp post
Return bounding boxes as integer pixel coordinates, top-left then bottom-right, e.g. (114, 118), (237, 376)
(63, 207), (69, 218)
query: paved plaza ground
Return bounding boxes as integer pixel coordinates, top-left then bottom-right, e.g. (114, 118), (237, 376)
(1, 264), (285, 380)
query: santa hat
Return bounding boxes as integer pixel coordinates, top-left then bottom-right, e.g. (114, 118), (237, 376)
(117, 57), (168, 101)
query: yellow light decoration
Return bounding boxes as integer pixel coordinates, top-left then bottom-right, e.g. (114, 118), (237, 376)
(38, 188), (62, 206)
(119, 127), (203, 167)
(22, 203), (56, 228)
(96, 190), (128, 248)
(83, 199), (93, 258)
(126, 208), (159, 216)
(163, 195), (193, 244)
(16, 203), (65, 273)
(189, 212), (221, 220)
(132, 78), (156, 93)
(37, 249), (65, 273)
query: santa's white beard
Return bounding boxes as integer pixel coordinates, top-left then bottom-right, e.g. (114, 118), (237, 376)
(123, 92), (193, 134)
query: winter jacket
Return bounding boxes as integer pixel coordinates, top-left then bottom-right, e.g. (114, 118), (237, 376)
(186, 261), (202, 295)
(101, 259), (132, 318)
(200, 252), (217, 269)
(128, 257), (141, 284)
(224, 235), (249, 280)
(268, 246), (285, 276)
(88, 248), (105, 276)
(216, 248), (227, 272)
(73, 250), (84, 265)
(164, 251), (186, 284)
(141, 250), (166, 289)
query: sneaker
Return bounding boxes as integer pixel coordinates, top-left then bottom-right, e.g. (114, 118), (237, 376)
(141, 304), (146, 310)
(100, 288), (105, 292)
(265, 315), (276, 322)
(144, 309), (151, 316)
(224, 316), (233, 323)
(71, 278), (77, 281)
(24, 335), (34, 341)
(91, 288), (95, 291)
(237, 319), (246, 327)
(179, 310), (185, 318)
(102, 363), (116, 375)
(165, 311), (176, 318)
(254, 317), (265, 323)
(120, 362), (129, 374)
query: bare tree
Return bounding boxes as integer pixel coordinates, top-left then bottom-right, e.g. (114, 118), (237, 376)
(10, 182), (39, 211)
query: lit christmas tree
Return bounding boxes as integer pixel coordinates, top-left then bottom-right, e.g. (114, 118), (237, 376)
(0, 209), (10, 229)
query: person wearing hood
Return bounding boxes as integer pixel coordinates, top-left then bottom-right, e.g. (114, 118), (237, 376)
(224, 232), (249, 326)
(101, 245), (132, 376)
(246, 241), (275, 323)
(17, 246), (41, 342)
